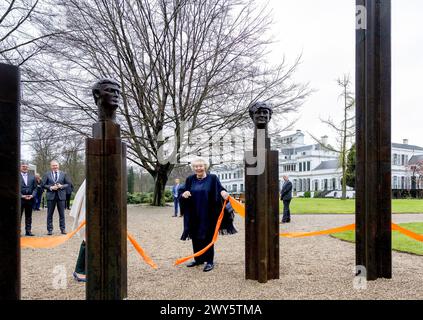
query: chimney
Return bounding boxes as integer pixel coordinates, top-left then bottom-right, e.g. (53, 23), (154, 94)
(403, 139), (409, 145)
(321, 135), (328, 145)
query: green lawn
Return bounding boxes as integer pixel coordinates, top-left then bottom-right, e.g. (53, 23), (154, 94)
(332, 222), (423, 255)
(282, 198), (423, 214)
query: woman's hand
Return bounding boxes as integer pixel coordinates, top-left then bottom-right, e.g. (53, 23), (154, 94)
(182, 191), (192, 199)
(221, 191), (229, 200)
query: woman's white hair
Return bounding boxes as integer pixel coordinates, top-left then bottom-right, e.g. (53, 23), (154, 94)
(190, 157), (210, 171)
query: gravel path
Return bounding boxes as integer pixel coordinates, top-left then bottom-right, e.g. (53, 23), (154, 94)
(21, 206), (423, 300)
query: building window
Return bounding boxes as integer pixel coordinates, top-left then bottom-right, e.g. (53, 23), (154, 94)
(401, 155), (406, 166)
(307, 162), (311, 171)
(393, 176), (398, 189)
(240, 184), (244, 192)
(401, 176), (405, 189)
(299, 163), (302, 172)
(233, 184), (238, 192)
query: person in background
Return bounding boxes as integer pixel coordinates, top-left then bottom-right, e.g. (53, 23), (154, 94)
(66, 181), (74, 210)
(42, 160), (71, 235)
(280, 175), (293, 224)
(32, 173), (43, 211)
(69, 180), (87, 283)
(172, 178), (181, 217)
(20, 161), (37, 236)
(179, 157), (237, 272)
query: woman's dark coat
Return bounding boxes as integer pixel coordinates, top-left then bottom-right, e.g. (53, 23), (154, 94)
(178, 173), (237, 240)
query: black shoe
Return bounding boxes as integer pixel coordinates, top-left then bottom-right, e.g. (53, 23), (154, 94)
(47, 231), (53, 236)
(61, 230), (67, 235)
(186, 261), (202, 268)
(203, 263), (214, 272)
(25, 232), (35, 237)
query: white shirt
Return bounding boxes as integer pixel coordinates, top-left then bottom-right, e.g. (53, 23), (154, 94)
(21, 172), (28, 186)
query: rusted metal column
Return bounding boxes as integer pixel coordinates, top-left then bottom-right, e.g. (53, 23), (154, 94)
(86, 79), (127, 299)
(245, 102), (279, 283)
(0, 63), (21, 300)
(356, 0), (392, 280)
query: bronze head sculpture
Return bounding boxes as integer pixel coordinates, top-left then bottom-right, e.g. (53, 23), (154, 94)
(249, 101), (273, 129)
(92, 78), (121, 122)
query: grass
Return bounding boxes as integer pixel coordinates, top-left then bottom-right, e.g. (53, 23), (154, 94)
(332, 222), (423, 256)
(282, 198), (423, 214)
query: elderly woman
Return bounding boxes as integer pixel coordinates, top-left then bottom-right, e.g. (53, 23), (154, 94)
(179, 157), (237, 272)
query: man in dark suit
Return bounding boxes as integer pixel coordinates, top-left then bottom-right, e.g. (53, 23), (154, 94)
(172, 178), (181, 217)
(42, 160), (71, 235)
(280, 175), (293, 224)
(20, 162), (37, 236)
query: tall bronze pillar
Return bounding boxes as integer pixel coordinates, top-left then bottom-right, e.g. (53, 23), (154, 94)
(86, 79), (127, 299)
(245, 102), (279, 283)
(0, 63), (21, 300)
(356, 0), (392, 280)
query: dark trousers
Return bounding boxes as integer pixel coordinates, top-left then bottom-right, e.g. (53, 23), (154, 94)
(21, 199), (33, 233)
(173, 197), (179, 216)
(192, 237), (214, 264)
(75, 241), (86, 275)
(66, 194), (71, 209)
(47, 194), (66, 232)
(282, 199), (291, 222)
(33, 193), (42, 210)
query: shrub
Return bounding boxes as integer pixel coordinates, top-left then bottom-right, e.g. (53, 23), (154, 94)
(304, 191), (311, 198)
(164, 190), (173, 202)
(127, 192), (153, 204)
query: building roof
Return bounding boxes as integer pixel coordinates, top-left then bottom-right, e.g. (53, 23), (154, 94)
(409, 155), (423, 165)
(392, 143), (423, 151)
(313, 160), (339, 171)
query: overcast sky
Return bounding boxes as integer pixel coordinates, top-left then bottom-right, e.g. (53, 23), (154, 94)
(21, 0), (423, 160)
(267, 0), (423, 147)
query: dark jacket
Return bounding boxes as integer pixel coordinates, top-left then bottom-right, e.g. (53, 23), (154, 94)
(20, 173), (37, 199)
(42, 171), (71, 201)
(280, 180), (293, 201)
(179, 173), (237, 240)
(66, 182), (74, 195)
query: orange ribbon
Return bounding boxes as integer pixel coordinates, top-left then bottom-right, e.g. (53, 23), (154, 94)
(174, 199), (228, 266)
(21, 220), (86, 249)
(21, 220), (158, 269)
(392, 223), (423, 242)
(127, 232), (158, 269)
(229, 196), (245, 218)
(280, 224), (356, 238)
(228, 197), (423, 242)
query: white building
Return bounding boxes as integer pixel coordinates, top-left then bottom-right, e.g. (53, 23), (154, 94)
(211, 131), (423, 198)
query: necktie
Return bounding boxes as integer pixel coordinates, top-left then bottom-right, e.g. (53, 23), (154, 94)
(54, 172), (58, 182)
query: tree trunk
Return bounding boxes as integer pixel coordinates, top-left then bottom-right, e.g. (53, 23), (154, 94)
(342, 161), (347, 200)
(152, 168), (170, 206)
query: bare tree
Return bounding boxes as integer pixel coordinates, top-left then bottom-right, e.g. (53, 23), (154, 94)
(60, 137), (85, 191)
(309, 74), (355, 200)
(29, 126), (61, 175)
(24, 0), (310, 205)
(0, 0), (57, 65)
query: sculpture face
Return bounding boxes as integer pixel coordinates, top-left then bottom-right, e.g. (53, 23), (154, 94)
(93, 80), (121, 121)
(97, 83), (120, 109)
(249, 102), (272, 129)
(253, 108), (271, 128)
